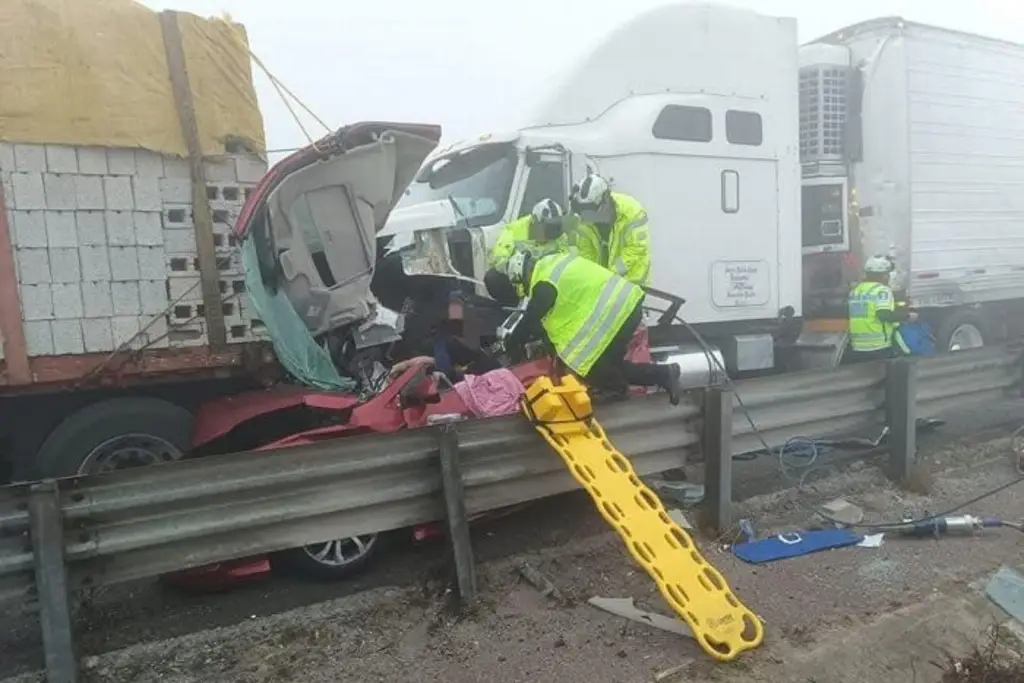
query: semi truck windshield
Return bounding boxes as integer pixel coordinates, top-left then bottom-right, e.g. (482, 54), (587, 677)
(397, 142), (518, 227)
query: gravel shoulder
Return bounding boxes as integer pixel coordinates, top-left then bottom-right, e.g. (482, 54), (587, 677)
(7, 420), (1024, 683)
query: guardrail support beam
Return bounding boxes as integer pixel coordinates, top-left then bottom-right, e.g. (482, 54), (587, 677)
(885, 357), (917, 485)
(29, 480), (78, 683)
(437, 423), (478, 605)
(702, 387), (734, 534)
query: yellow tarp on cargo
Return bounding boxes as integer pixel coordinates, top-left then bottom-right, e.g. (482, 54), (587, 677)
(0, 0), (266, 157)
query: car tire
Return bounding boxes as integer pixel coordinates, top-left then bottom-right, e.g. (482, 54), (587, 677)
(33, 397), (193, 478)
(270, 533), (386, 581)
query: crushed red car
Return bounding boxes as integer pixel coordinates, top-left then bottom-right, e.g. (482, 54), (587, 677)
(162, 122), (551, 586)
(165, 122), (667, 589)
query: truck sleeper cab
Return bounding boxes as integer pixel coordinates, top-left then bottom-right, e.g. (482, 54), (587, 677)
(380, 4), (802, 379)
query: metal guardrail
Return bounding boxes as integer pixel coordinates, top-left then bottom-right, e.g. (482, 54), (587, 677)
(730, 343), (1022, 454)
(916, 344), (1022, 414)
(0, 345), (1020, 681)
(730, 360), (886, 454)
(0, 392), (703, 610)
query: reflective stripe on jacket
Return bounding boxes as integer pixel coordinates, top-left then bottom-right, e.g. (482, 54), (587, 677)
(572, 192), (652, 285)
(529, 253), (643, 376)
(848, 281), (897, 352)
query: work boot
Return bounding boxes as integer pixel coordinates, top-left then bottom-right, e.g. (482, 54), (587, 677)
(662, 363), (682, 406)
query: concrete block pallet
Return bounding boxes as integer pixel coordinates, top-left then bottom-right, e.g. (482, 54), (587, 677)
(0, 142), (268, 357)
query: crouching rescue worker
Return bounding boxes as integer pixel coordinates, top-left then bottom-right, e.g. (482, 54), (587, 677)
(570, 173), (652, 285)
(847, 256), (918, 363)
(501, 248), (682, 404)
(485, 198), (570, 306)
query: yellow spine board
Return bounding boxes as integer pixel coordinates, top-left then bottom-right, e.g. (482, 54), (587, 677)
(523, 376), (764, 662)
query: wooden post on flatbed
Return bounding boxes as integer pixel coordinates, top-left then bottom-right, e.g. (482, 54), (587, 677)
(159, 10), (227, 349)
(0, 188), (30, 383)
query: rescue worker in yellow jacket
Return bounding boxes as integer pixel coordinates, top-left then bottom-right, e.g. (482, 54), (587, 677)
(485, 198), (571, 306)
(847, 256), (917, 363)
(569, 174), (651, 285)
(501, 248), (681, 404)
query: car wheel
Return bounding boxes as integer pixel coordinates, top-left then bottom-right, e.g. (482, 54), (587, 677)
(270, 533), (384, 581)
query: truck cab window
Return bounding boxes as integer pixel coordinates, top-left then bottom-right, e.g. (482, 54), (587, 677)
(726, 110), (763, 146)
(652, 105), (712, 142)
(518, 161), (567, 217)
(396, 142), (517, 227)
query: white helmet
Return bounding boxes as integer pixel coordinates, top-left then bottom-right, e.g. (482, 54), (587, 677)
(864, 255), (894, 274)
(572, 173), (610, 208)
(505, 249), (530, 284)
(531, 198), (564, 225)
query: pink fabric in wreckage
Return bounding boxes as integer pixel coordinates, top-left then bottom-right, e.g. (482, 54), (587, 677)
(454, 368), (527, 418)
(626, 325), (651, 363)
(453, 326), (649, 417)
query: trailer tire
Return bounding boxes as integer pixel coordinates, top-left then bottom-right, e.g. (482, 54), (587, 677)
(934, 310), (987, 353)
(33, 398), (194, 478)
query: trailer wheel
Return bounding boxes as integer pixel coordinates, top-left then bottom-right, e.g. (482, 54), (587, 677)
(935, 311), (987, 353)
(270, 533), (384, 581)
(33, 397), (193, 478)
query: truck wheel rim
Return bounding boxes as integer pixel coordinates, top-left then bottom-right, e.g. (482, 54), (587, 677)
(303, 535), (378, 567)
(80, 434), (183, 474)
(948, 324), (984, 352)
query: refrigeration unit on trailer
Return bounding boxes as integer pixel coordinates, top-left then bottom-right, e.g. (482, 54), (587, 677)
(798, 18), (1024, 363)
(381, 3), (803, 378)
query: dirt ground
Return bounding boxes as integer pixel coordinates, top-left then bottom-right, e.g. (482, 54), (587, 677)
(7, 430), (1024, 683)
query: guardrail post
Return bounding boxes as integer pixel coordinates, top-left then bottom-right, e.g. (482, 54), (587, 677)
(702, 387), (734, 534)
(28, 480), (78, 683)
(437, 422), (478, 605)
(885, 357), (917, 485)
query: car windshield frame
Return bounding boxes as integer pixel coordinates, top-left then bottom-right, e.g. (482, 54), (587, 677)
(396, 141), (518, 227)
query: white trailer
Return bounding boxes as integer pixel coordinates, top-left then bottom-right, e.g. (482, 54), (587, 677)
(798, 18), (1024, 361)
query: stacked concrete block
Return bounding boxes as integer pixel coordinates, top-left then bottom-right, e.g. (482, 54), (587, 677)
(0, 142), (268, 357)
(159, 153), (265, 347)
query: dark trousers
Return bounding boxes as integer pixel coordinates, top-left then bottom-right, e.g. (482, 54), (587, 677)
(584, 303), (669, 393)
(484, 268), (519, 307)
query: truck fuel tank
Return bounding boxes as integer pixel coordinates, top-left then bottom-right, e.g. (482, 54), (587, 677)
(651, 344), (728, 390)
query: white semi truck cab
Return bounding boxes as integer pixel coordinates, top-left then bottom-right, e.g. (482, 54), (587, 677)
(382, 5), (1024, 375)
(382, 3), (802, 376)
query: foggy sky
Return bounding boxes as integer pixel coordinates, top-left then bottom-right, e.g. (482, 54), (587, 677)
(140, 0), (1023, 154)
